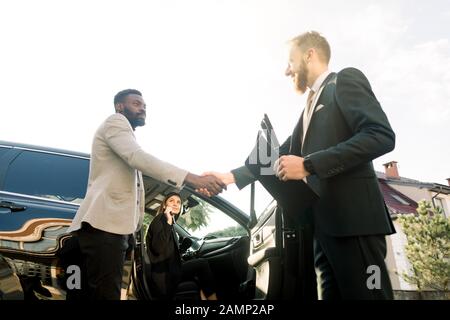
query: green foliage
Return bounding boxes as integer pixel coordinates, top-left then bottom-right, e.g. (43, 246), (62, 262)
(143, 212), (152, 228)
(142, 213), (154, 238)
(398, 200), (450, 292)
(206, 225), (247, 238)
(177, 198), (212, 233)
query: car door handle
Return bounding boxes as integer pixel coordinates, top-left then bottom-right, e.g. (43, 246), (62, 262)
(0, 201), (27, 212)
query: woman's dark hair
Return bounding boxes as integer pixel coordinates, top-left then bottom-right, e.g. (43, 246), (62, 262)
(157, 192), (182, 216)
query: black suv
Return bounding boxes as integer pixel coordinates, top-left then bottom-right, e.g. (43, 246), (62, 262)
(0, 141), (304, 300)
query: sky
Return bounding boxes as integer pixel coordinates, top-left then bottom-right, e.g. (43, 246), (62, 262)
(1, 0), (449, 215)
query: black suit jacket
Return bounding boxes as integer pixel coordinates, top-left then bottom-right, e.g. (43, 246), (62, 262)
(233, 68), (395, 237)
(295, 68), (395, 236)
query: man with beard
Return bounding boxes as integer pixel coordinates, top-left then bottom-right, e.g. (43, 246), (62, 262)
(67, 89), (225, 300)
(205, 31), (396, 299)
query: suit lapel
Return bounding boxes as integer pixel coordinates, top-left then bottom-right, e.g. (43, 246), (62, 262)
(290, 112), (304, 155)
(301, 85), (326, 153)
(290, 72), (337, 156)
(301, 72), (337, 154)
(310, 85), (326, 113)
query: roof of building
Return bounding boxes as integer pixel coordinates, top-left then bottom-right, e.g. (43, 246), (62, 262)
(376, 171), (450, 195)
(377, 178), (418, 216)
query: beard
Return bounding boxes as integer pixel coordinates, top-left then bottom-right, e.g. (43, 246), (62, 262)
(123, 108), (146, 128)
(131, 117), (146, 128)
(293, 60), (309, 94)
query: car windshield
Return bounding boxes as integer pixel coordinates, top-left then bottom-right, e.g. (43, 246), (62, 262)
(176, 195), (247, 239)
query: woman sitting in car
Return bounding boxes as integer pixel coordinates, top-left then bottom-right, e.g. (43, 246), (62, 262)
(145, 192), (218, 300)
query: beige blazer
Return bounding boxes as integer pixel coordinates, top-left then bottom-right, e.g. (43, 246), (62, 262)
(68, 113), (188, 235)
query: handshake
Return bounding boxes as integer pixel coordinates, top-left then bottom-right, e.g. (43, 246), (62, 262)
(184, 155), (311, 197)
(184, 172), (235, 197)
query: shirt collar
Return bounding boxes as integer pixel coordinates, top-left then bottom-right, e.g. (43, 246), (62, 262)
(310, 69), (331, 93)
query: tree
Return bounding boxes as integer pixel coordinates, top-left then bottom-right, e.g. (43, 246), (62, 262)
(177, 198), (212, 233)
(398, 200), (450, 295)
(206, 225), (247, 238)
(141, 197), (212, 238)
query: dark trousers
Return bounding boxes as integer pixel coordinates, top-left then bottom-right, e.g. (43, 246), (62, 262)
(313, 233), (393, 300)
(181, 258), (216, 297)
(76, 222), (131, 300)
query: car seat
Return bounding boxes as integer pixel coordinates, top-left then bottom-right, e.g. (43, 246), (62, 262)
(142, 239), (200, 300)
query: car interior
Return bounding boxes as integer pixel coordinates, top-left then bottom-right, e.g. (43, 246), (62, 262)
(131, 175), (253, 300)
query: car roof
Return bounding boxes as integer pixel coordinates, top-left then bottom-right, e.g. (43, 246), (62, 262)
(0, 140), (90, 159)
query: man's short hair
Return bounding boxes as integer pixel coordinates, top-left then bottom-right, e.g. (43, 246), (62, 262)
(113, 89), (142, 105)
(289, 31), (331, 64)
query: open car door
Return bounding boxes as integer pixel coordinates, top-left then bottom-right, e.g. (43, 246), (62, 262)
(245, 114), (318, 300)
(248, 190), (317, 300)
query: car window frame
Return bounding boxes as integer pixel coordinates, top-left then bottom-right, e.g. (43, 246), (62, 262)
(1, 147), (90, 205)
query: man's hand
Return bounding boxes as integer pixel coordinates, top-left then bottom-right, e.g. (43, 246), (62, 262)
(196, 171), (235, 197)
(276, 155), (310, 181)
(201, 171), (235, 186)
(184, 173), (226, 197)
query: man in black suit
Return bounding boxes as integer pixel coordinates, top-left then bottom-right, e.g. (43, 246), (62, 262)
(205, 31), (395, 299)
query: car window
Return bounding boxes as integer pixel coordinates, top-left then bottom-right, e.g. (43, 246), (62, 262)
(0, 147), (11, 159)
(220, 183), (273, 220)
(176, 195), (247, 239)
(3, 150), (89, 203)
